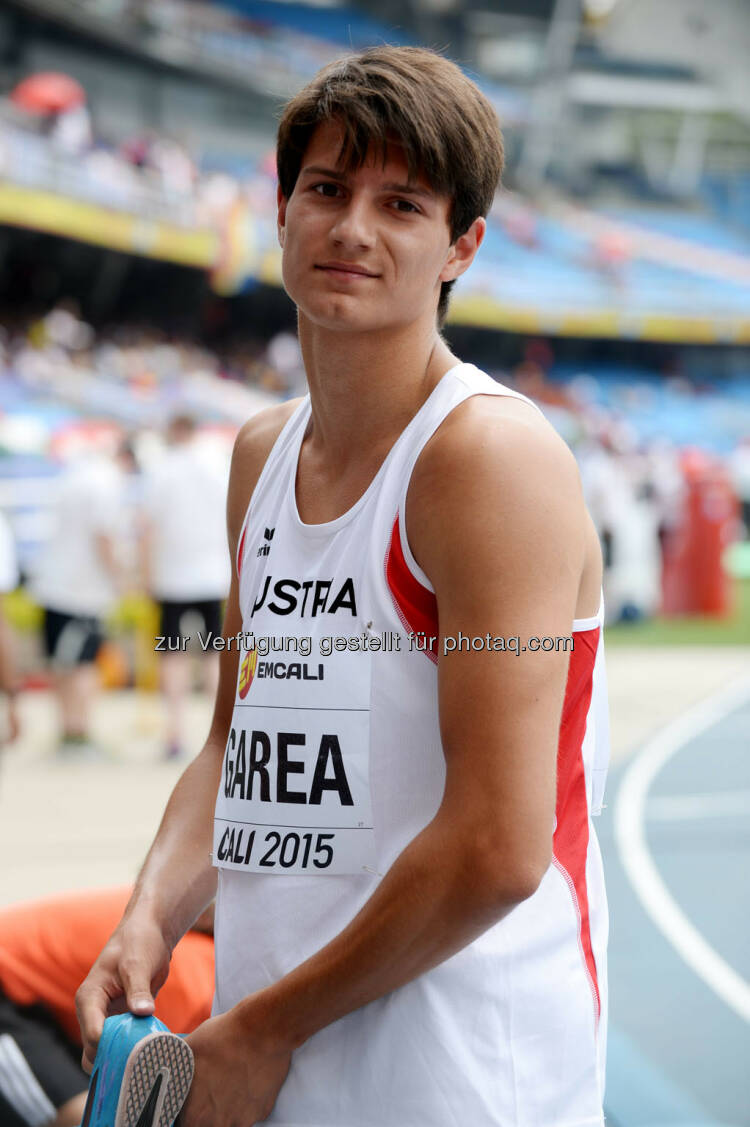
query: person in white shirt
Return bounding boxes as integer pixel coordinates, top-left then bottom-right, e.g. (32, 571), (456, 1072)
(140, 415), (230, 759)
(31, 443), (136, 753)
(728, 436), (750, 538)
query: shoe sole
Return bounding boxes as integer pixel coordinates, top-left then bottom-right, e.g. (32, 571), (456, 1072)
(114, 1032), (194, 1127)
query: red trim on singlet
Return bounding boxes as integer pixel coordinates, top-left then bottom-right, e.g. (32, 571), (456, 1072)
(553, 624), (602, 1028)
(236, 523), (248, 579)
(385, 504), (601, 1022)
(384, 514), (438, 663)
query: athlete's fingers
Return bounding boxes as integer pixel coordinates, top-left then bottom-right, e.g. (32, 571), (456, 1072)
(119, 957), (157, 1016)
(75, 981), (110, 1073)
(81, 1043), (96, 1076)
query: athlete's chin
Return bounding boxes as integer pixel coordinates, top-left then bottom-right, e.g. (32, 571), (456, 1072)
(295, 295), (392, 333)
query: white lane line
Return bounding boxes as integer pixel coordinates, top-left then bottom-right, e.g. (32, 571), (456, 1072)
(647, 789), (750, 820)
(614, 673), (750, 1025)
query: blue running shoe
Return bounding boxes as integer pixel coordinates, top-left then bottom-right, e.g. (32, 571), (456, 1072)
(79, 1013), (194, 1127)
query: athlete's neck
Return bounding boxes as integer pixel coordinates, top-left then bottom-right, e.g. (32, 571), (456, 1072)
(297, 316), (460, 469)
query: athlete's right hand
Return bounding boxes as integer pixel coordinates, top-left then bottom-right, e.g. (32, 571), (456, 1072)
(75, 914), (172, 1073)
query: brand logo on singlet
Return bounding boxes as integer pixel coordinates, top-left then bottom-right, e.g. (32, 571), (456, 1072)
(251, 576), (357, 618)
(238, 648), (258, 698)
(256, 527), (275, 558)
(239, 653), (324, 698)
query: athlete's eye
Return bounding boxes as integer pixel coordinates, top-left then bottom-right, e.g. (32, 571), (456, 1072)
(312, 182), (343, 198)
(391, 199), (420, 214)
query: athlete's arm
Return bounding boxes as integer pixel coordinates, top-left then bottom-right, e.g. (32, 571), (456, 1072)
(93, 531), (124, 593)
(75, 400), (301, 1071)
(180, 398), (591, 1126)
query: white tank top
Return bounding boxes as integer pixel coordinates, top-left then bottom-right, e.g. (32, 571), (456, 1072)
(212, 361), (610, 1127)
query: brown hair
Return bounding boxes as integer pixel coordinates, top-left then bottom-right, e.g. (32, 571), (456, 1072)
(276, 46), (504, 329)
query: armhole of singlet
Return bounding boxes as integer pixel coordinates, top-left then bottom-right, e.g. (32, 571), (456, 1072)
(235, 398), (310, 579)
(397, 494), (435, 593)
(453, 365), (546, 421)
(395, 385), (546, 596)
(572, 587), (605, 632)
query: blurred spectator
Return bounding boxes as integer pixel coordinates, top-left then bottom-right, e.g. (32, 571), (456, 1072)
(49, 104), (92, 157)
(0, 886), (214, 1127)
(577, 425), (662, 621)
(0, 510), (20, 746)
(644, 438), (686, 541)
(502, 204), (539, 249)
(139, 415), (230, 760)
(196, 171), (241, 227)
(5, 304), (284, 401)
(40, 301), (94, 353)
(590, 229), (631, 289)
(148, 136), (196, 197)
(119, 130), (196, 204)
(265, 330), (306, 396)
(29, 442), (138, 755)
(727, 436), (750, 539)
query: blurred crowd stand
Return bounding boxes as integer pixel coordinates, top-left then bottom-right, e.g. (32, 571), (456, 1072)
(0, 311), (747, 761)
(513, 359), (745, 623)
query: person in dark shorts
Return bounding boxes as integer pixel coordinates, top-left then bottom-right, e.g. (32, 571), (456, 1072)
(42, 609), (104, 668)
(0, 887), (214, 1127)
(140, 416), (230, 760)
(31, 443), (137, 755)
(158, 598), (223, 655)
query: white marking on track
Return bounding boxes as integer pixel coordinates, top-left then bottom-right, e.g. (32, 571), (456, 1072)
(614, 673), (750, 1024)
(647, 789), (750, 820)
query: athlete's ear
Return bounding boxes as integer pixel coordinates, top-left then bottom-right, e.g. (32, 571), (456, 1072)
(277, 182), (288, 249)
(439, 217), (486, 284)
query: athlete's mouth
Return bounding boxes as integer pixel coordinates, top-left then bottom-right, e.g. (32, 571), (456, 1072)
(315, 262), (380, 278)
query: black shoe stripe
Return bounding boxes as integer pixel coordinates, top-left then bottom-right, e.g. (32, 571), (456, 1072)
(80, 1068), (98, 1127)
(134, 1072), (164, 1127)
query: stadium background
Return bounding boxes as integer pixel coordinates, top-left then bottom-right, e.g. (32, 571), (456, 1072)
(0, 1), (748, 1124)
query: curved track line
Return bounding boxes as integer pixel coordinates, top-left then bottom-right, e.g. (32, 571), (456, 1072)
(614, 673), (750, 1025)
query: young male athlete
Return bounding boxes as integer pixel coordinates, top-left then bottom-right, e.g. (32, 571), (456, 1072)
(76, 45), (610, 1127)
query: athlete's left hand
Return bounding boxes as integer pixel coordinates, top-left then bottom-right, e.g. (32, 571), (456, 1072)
(182, 1006), (293, 1126)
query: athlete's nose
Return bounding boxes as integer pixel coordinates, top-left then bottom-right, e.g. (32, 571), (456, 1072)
(329, 194), (376, 252)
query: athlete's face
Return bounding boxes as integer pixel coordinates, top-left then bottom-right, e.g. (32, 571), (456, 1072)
(277, 120), (484, 333)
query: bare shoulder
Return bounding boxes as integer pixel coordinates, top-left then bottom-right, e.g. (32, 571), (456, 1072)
(232, 398), (304, 472)
(407, 392), (585, 586)
(227, 398), (304, 549)
(410, 392), (581, 516)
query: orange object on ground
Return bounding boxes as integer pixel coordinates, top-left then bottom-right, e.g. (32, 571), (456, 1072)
(0, 886), (214, 1044)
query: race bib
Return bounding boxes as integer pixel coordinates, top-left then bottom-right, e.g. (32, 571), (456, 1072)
(213, 642), (376, 875)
